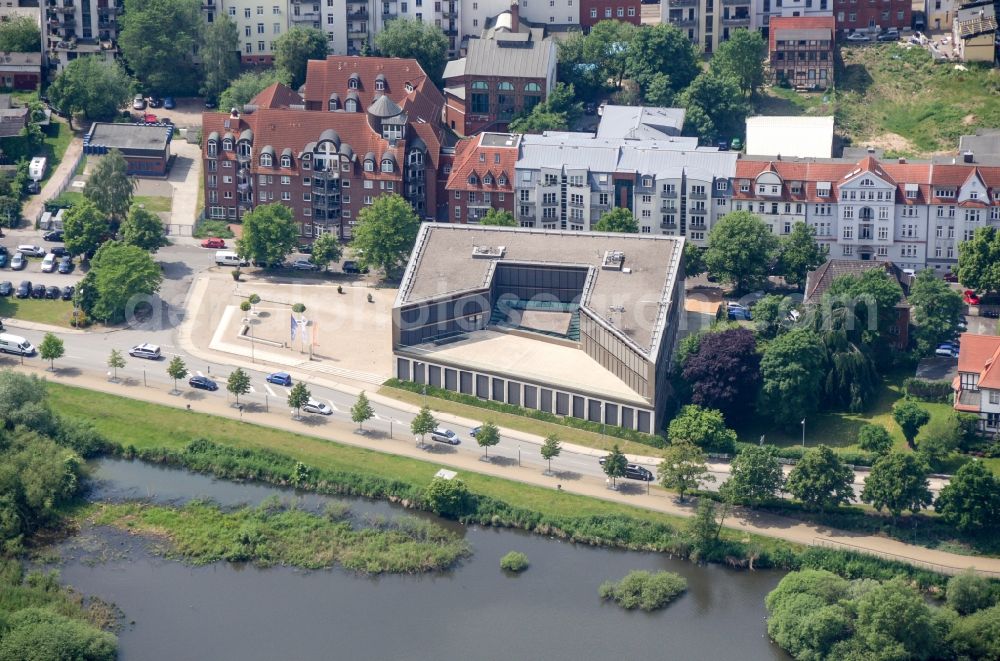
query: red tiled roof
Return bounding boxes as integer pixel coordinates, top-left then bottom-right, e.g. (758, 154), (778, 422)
(803, 259), (910, 306)
(249, 82), (303, 109)
(769, 16), (836, 52)
(445, 134), (518, 192)
(957, 333), (1000, 390)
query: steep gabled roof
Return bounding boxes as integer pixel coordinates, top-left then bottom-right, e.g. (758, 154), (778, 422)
(249, 82), (303, 109)
(803, 259), (910, 306)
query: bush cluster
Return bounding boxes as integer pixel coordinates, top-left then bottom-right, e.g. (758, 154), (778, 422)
(598, 570), (688, 611)
(499, 551), (529, 573)
(903, 378), (954, 403)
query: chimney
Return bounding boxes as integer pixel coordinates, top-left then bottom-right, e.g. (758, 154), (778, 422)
(230, 108), (240, 119)
(866, 146), (875, 154)
(510, 1), (520, 31)
(898, 157), (906, 164)
(963, 150), (974, 164)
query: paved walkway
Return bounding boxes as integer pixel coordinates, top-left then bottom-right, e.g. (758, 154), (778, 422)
(23, 134), (83, 225)
(22, 359), (1000, 577)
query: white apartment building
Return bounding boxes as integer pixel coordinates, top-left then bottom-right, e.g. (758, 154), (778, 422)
(44, 0), (121, 71)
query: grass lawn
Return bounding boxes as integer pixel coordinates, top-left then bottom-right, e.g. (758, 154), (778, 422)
(46, 382), (791, 557)
(759, 44), (1000, 155)
(48, 190), (83, 208)
(0, 297), (75, 328)
(133, 195), (172, 213)
(379, 384), (664, 458)
(1, 121), (74, 185)
(193, 219), (234, 239)
(736, 370), (954, 454)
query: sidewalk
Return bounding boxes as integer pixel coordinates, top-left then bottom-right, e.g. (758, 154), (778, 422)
(22, 361), (1000, 577)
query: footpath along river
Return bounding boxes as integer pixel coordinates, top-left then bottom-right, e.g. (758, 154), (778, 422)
(54, 458), (790, 661)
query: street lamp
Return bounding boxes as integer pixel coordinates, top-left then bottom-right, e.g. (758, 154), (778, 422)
(801, 418), (806, 449)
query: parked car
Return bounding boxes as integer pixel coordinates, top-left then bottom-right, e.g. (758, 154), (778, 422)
(17, 245), (44, 257)
(45, 285), (60, 299)
(956, 316), (968, 331)
(40, 253), (56, 273)
(0, 281), (12, 296)
(201, 237), (226, 249)
(43, 230), (63, 242)
(598, 457), (655, 481)
(27, 181), (40, 195)
(147, 97), (162, 108)
(730, 137), (743, 151)
(877, 31), (898, 41)
(470, 425), (482, 439)
(189, 375), (219, 391)
(129, 343), (162, 360)
(964, 289), (981, 305)
(15, 281), (30, 298)
(298, 243), (313, 254)
(430, 428), (460, 445)
(943, 271), (959, 283)
(10, 252), (24, 270)
(935, 343), (960, 358)
(57, 256), (73, 274)
(302, 399), (333, 415)
(342, 260), (368, 274)
(291, 259), (318, 271)
(204, 99), (217, 109)
(132, 94), (146, 110)
(30, 283), (45, 299)
(61, 285), (74, 301)
(163, 96), (176, 109)
(717, 140), (729, 151)
(266, 372), (292, 386)
(846, 32), (871, 42)
(0, 247), (8, 268)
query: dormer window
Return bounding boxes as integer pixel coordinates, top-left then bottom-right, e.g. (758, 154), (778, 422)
(328, 98), (339, 111)
(364, 159), (374, 172)
(498, 175), (507, 186)
(345, 99), (358, 112)
(375, 79), (385, 91)
(237, 142), (251, 159)
(408, 150), (423, 165)
(302, 153), (311, 170)
(348, 75), (359, 89)
(207, 141), (217, 157)
(280, 155), (291, 168)
(970, 191), (979, 200)
(479, 153), (485, 162)
(260, 153), (272, 167)
(642, 177), (652, 188)
(381, 159), (393, 173)
(468, 174), (478, 185)
(222, 138), (233, 151)
(484, 175), (493, 185)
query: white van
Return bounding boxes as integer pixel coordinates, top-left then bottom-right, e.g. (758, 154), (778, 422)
(0, 333), (35, 356)
(40, 253), (56, 273)
(215, 250), (248, 267)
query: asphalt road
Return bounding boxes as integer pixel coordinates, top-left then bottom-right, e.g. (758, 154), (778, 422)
(0, 229), (949, 501)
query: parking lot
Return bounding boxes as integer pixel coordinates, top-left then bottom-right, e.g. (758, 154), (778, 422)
(0, 242), (84, 292)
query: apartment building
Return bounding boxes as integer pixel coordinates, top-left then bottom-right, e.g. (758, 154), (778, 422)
(44, 0), (121, 71)
(443, 4), (557, 135)
(201, 56), (453, 237)
(768, 16), (835, 89)
(955, 333), (1000, 433)
(753, 0), (833, 34)
(661, 0), (752, 55)
(445, 132), (519, 222)
(833, 0), (910, 32)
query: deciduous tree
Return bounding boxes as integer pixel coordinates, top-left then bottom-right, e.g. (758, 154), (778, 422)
(475, 421), (500, 458)
(309, 232), (342, 272)
(823, 269), (903, 350)
(861, 452), (933, 524)
(120, 205), (166, 252)
(166, 356), (187, 394)
(946, 569), (995, 615)
(107, 349), (125, 382)
(681, 327), (760, 424)
(909, 269), (965, 355)
(678, 72), (749, 144)
(226, 367), (251, 406)
(752, 294), (798, 340)
(351, 391), (374, 431)
(0, 15), (40, 52)
(594, 207), (639, 233)
(891, 399), (930, 449)
(200, 16), (241, 103)
(667, 405), (738, 454)
(776, 222), (827, 288)
(287, 382), (310, 420)
(540, 434), (561, 474)
(219, 69), (292, 111)
(958, 225), (1000, 293)
(374, 19), (449, 85)
(856, 423), (894, 456)
(757, 328), (827, 429)
(351, 193), (420, 278)
(721, 445), (784, 508)
(709, 28), (766, 98)
(47, 57), (135, 126)
(479, 209), (517, 227)
(410, 405), (437, 445)
(423, 477), (471, 518)
(785, 444), (854, 510)
(626, 23), (699, 99)
(683, 242), (706, 277)
(274, 27), (328, 88)
(935, 460), (1000, 535)
(88, 241), (162, 323)
(38, 333), (64, 372)
(62, 200), (109, 259)
(84, 150), (136, 225)
(119, 0), (201, 94)
(657, 441), (714, 502)
(237, 203), (298, 267)
(602, 445), (628, 488)
(704, 210), (779, 292)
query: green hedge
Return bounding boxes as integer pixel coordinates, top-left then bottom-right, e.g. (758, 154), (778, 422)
(904, 377), (953, 403)
(383, 378), (667, 449)
(735, 441), (873, 467)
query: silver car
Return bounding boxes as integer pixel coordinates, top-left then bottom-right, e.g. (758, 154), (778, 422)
(302, 399), (332, 415)
(430, 428), (460, 445)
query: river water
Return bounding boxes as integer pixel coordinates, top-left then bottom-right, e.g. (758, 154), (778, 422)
(56, 459), (790, 661)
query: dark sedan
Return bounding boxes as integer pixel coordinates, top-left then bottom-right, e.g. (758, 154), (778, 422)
(45, 285), (60, 299)
(57, 256), (73, 274)
(61, 285), (74, 301)
(0, 281), (12, 296)
(30, 283), (46, 299)
(15, 281), (30, 298)
(43, 230), (64, 242)
(188, 375), (219, 391)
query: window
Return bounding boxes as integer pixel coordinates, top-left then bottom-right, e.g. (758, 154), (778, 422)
(381, 159), (393, 173)
(468, 191), (476, 202)
(244, 8), (251, 18)
(280, 155), (291, 168)
(843, 226), (854, 239)
(616, 6), (623, 16)
(470, 81), (489, 114)
(364, 159), (374, 172)
(991, 391), (1000, 405)
(842, 245), (854, 256)
(716, 180), (727, 191)
(375, 79), (385, 91)
(628, 6), (635, 15)
(498, 175), (507, 186)
(484, 175), (493, 185)
(207, 142), (218, 157)
(468, 174), (478, 185)
(590, 7), (596, 16)
(281, 191), (290, 201)
(260, 153), (272, 167)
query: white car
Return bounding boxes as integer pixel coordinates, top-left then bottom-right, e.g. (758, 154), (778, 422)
(129, 343), (162, 360)
(302, 399), (333, 415)
(430, 427), (460, 445)
(846, 32), (870, 42)
(40, 253), (56, 273)
(935, 344), (959, 358)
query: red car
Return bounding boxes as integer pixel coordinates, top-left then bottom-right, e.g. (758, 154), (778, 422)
(964, 289), (981, 306)
(201, 238), (226, 249)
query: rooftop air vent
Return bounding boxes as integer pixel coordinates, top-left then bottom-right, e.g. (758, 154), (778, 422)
(602, 250), (625, 270)
(472, 245), (506, 258)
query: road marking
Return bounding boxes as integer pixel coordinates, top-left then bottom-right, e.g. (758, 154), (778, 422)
(196, 370), (204, 377)
(264, 383), (276, 397)
(327, 399), (339, 412)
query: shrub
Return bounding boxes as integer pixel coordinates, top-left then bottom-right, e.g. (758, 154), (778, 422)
(598, 570), (688, 611)
(423, 477), (473, 519)
(903, 378), (953, 403)
(384, 378), (666, 448)
(947, 569), (996, 616)
(194, 219), (235, 239)
(500, 551), (529, 573)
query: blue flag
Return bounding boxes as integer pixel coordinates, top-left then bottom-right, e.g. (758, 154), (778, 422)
(290, 314), (298, 341)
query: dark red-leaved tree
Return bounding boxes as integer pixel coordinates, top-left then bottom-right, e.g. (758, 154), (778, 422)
(681, 327), (761, 424)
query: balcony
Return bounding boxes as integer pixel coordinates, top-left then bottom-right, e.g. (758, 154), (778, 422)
(347, 9), (368, 19)
(442, 5), (458, 17)
(668, 16), (697, 26)
(723, 0), (749, 5)
(661, 222), (677, 229)
(99, 5), (119, 14)
(688, 190), (707, 199)
(722, 16), (751, 26)
(348, 27), (369, 38)
(444, 27), (458, 35)
(669, 0), (698, 6)
(660, 189), (678, 198)
(660, 205), (676, 213)
(55, 5), (76, 13)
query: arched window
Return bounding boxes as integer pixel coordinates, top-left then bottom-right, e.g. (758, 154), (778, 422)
(260, 153), (272, 167)
(237, 142), (251, 159)
(280, 155), (291, 168)
(375, 79), (385, 91)
(302, 153), (312, 170)
(364, 159), (374, 172)
(381, 159), (393, 173)
(345, 99), (358, 112)
(207, 141), (217, 157)
(348, 76), (359, 89)
(222, 138), (233, 151)
(471, 81), (488, 90)
(497, 81), (514, 91)
(524, 82), (541, 92)
(328, 98), (339, 111)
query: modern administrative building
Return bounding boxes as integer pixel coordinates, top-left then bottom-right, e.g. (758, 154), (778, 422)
(392, 224), (686, 433)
